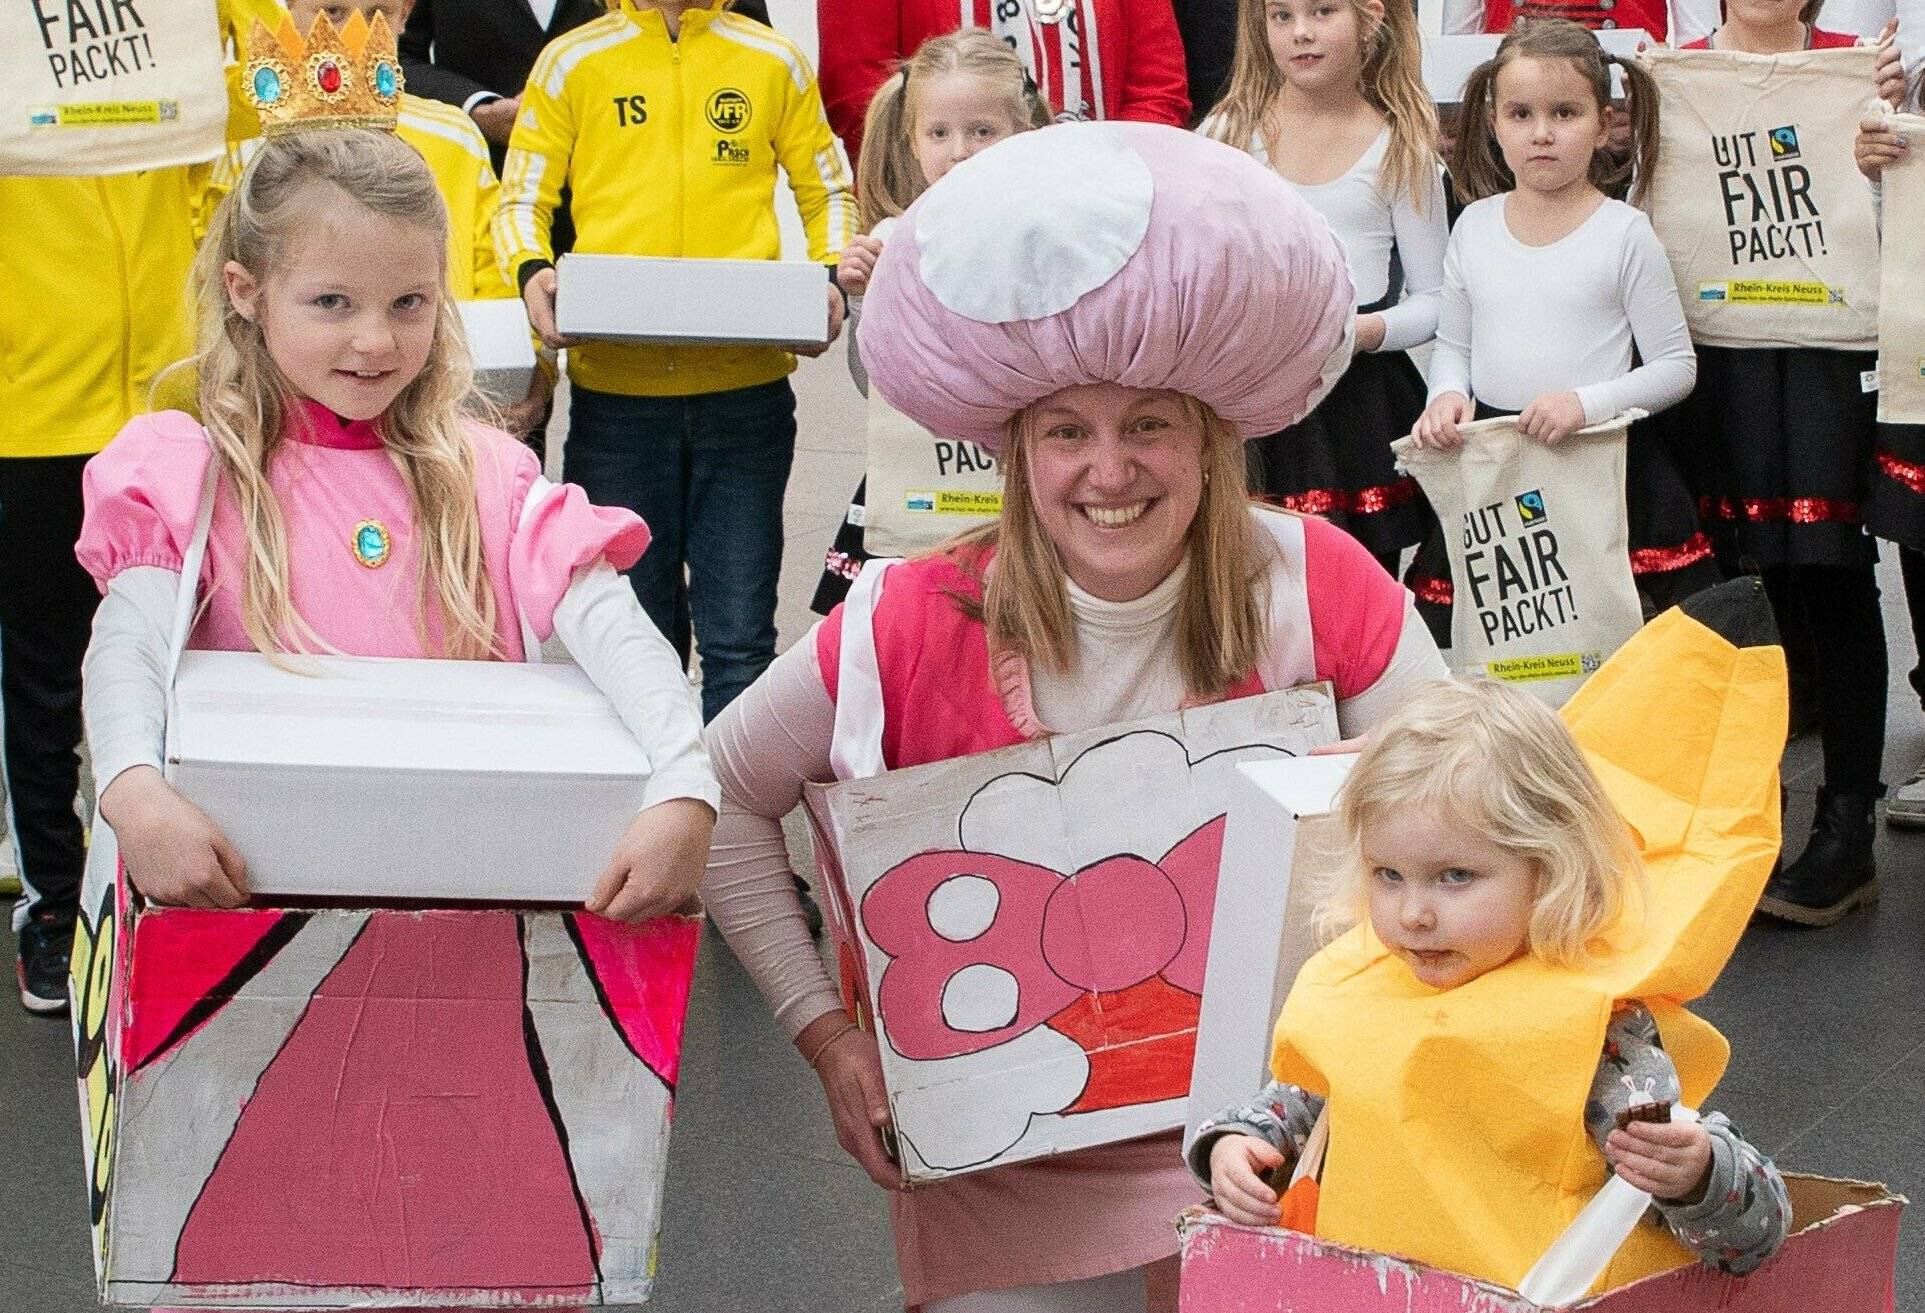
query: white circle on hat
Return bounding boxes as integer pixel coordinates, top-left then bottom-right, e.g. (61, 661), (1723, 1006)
(913, 122), (1154, 325)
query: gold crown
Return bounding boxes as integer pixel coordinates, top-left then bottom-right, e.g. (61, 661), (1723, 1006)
(244, 12), (404, 135)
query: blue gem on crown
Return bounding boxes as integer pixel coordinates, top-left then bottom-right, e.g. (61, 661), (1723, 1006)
(373, 61), (398, 99)
(253, 65), (284, 105)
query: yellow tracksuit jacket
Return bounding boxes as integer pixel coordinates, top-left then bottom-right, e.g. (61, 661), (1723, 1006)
(495, 0), (856, 397)
(397, 95), (515, 301)
(0, 0), (284, 460)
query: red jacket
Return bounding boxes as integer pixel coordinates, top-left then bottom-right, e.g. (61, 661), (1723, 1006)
(817, 0), (1191, 165)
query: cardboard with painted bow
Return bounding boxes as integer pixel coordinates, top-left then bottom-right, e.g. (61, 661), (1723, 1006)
(803, 684), (1339, 1184)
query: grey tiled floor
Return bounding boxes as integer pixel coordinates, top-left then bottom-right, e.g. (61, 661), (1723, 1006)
(3, 342), (1920, 1311)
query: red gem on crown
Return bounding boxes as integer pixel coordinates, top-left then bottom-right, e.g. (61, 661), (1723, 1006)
(316, 60), (343, 93)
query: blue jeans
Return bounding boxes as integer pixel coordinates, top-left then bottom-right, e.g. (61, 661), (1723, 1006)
(565, 378), (796, 722)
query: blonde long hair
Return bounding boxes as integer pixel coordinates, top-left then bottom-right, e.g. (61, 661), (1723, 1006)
(855, 29), (1053, 233)
(187, 128), (502, 660)
(1205, 0), (1438, 212)
(951, 395), (1269, 702)
(1319, 677), (1643, 965)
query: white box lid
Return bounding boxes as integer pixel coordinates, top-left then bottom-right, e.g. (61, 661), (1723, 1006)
(457, 298), (538, 374)
(1236, 754), (1354, 818)
(166, 650), (649, 778)
(555, 253), (829, 347)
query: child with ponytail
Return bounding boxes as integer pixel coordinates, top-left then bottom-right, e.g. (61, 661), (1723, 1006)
(1409, 20), (1714, 642)
(1203, 0), (1446, 575)
(811, 29), (1052, 613)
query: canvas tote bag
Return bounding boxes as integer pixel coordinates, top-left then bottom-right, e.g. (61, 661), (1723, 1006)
(1392, 413), (1644, 706)
(863, 387), (1004, 557)
(2, 0), (228, 175)
(1878, 112), (1925, 422)
(1640, 46), (1881, 351)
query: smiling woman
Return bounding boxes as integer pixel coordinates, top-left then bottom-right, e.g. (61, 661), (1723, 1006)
(699, 120), (1450, 1313)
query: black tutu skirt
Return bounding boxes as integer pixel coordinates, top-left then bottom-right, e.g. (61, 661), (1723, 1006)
(810, 478), (868, 615)
(1247, 348), (1431, 559)
(1658, 345), (1878, 570)
(1868, 422), (1925, 554)
(1403, 399), (1716, 645)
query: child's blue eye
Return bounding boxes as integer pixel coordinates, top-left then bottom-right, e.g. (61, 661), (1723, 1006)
(1373, 866), (1403, 884)
(1439, 867), (1476, 886)
(394, 293), (428, 311)
(314, 293), (347, 311)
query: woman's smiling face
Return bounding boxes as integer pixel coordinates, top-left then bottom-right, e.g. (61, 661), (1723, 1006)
(1022, 383), (1206, 602)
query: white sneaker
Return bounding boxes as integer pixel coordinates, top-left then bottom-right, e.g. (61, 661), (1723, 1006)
(1886, 764), (1925, 829)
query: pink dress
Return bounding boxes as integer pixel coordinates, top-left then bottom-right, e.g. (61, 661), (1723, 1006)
(77, 401), (647, 654)
(76, 401), (664, 1300)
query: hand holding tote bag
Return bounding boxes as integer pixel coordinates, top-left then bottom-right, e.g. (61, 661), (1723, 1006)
(1392, 413), (1645, 706)
(2, 0), (228, 175)
(1878, 112), (1925, 423)
(1640, 46), (1881, 351)
(863, 388), (1003, 559)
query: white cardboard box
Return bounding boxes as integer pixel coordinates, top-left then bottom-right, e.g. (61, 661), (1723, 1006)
(555, 253), (830, 348)
(165, 650), (651, 903)
(1184, 754), (1354, 1151)
(458, 298), (538, 406)
(1424, 30), (1648, 102)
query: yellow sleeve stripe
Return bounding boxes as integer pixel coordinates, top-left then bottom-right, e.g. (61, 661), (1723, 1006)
(709, 14), (810, 94)
(540, 18), (643, 99)
(399, 103), (492, 166)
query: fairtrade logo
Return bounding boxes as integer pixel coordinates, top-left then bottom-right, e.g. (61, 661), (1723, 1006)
(1514, 489), (1548, 525)
(706, 88), (751, 133)
(1768, 125), (1800, 160)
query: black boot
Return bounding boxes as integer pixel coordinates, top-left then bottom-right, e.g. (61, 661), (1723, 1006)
(1756, 788), (1879, 926)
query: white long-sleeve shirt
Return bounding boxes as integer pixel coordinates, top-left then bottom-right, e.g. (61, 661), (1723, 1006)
(1212, 125), (1449, 353)
(1426, 194), (1697, 424)
(83, 560), (720, 817)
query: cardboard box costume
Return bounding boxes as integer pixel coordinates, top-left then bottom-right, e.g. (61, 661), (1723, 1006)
(1176, 1176), (1905, 1313)
(1264, 587), (1788, 1294)
(70, 406), (698, 1307)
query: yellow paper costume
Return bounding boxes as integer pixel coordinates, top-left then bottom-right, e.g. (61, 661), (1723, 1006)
(1271, 590), (1786, 1293)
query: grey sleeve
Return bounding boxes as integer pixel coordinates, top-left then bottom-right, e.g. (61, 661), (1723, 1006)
(1586, 1003), (1791, 1275)
(1185, 1080), (1324, 1194)
(845, 294), (869, 396)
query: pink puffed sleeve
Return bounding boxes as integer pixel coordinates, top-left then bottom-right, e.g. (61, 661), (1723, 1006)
(499, 432), (652, 642)
(1303, 516), (1408, 699)
(75, 412), (215, 593)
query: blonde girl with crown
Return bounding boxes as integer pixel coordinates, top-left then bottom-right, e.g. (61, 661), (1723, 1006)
(1200, 0), (1445, 577)
(81, 12), (714, 893)
(81, 13), (714, 920)
(70, 16), (716, 1291)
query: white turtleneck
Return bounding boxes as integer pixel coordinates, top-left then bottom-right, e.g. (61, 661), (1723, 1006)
(1029, 559), (1191, 733)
